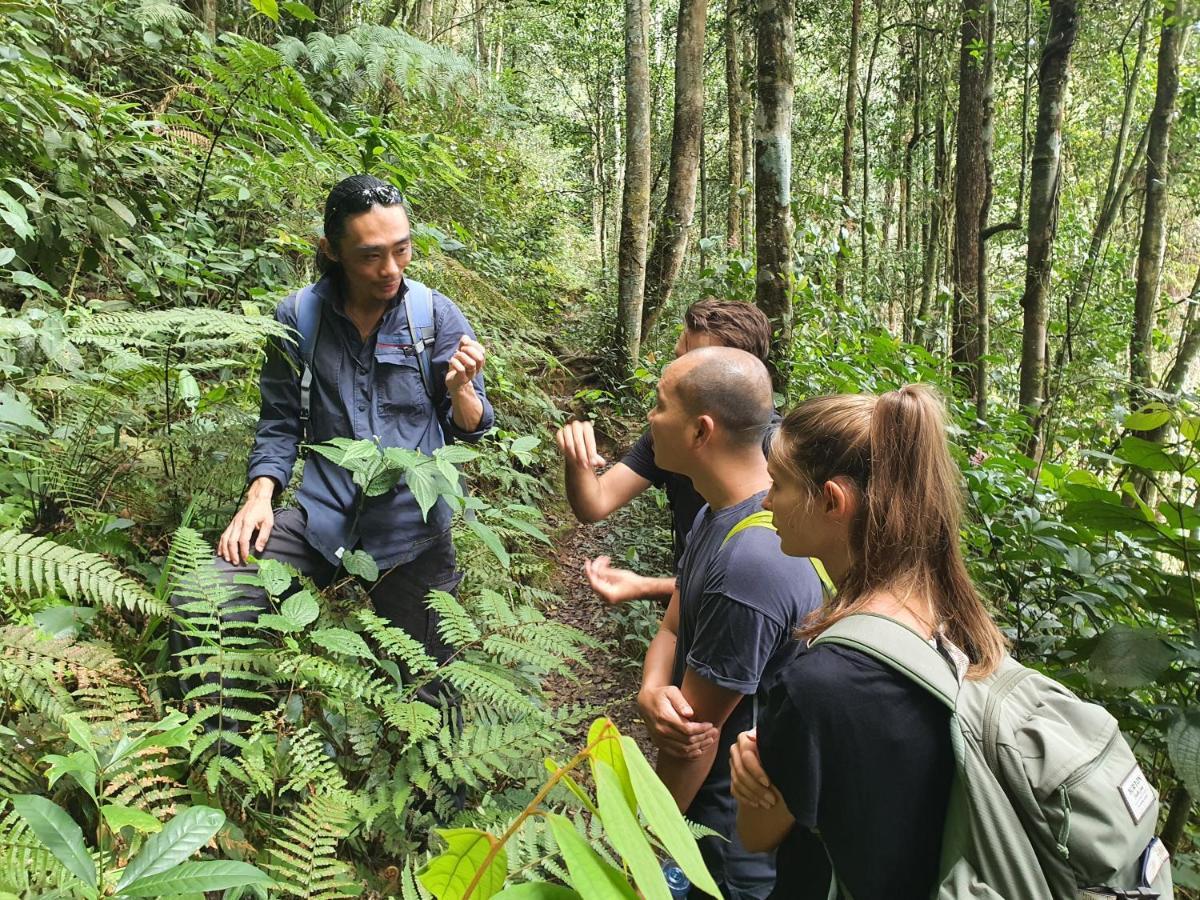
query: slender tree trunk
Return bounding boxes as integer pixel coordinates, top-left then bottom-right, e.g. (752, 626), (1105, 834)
(919, 109), (947, 348)
(473, 0), (487, 67)
(952, 0), (995, 410)
(755, 0), (795, 388)
(617, 0), (653, 373)
(200, 0), (217, 38)
(836, 0), (862, 298)
(1161, 265), (1200, 396)
(641, 0), (708, 335)
(725, 0), (744, 250)
(1063, 0), (1150, 363)
(1130, 0), (1185, 400)
(414, 0), (434, 38)
(860, 0), (884, 304)
(1018, 0), (1078, 416)
(740, 20), (755, 251)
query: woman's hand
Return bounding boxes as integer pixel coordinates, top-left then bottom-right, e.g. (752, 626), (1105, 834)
(730, 729), (780, 809)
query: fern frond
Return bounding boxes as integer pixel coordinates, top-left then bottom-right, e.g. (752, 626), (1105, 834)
(355, 609), (437, 675)
(0, 802), (75, 895)
(264, 793), (360, 899)
(425, 590), (480, 647)
(0, 530), (162, 615)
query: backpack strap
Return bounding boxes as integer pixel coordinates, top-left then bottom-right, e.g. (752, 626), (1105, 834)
(811, 613), (960, 709)
(402, 278), (436, 398)
(292, 284), (322, 446)
(720, 509), (837, 596)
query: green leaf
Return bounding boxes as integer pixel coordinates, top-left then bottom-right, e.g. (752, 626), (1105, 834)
(11, 794), (97, 887)
(0, 248), (14, 266)
(620, 735), (720, 897)
(494, 885), (580, 899)
(280, 0), (316, 18)
(101, 195), (136, 227)
(248, 0), (279, 19)
(310, 627), (375, 659)
(406, 465), (441, 519)
(1088, 625), (1175, 689)
(254, 558), (294, 597)
(544, 758), (599, 816)
(417, 827), (507, 900)
(280, 591), (319, 628)
(594, 762), (671, 900)
(342, 549), (379, 582)
(1117, 436), (1182, 473)
(587, 718), (635, 813)
(44, 751), (97, 800)
(467, 517), (510, 568)
(0, 388), (45, 432)
(544, 813), (637, 899)
(1169, 708), (1200, 798)
(120, 860), (273, 896)
(115, 806), (226, 890)
(436, 445), (479, 465)
(33, 604), (96, 638)
(101, 804), (162, 834)
(1123, 405), (1172, 432)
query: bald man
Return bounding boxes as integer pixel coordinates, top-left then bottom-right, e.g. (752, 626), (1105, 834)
(637, 348), (824, 899)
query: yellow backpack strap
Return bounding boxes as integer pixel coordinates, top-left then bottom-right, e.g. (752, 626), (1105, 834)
(721, 510), (837, 598)
(720, 510), (776, 547)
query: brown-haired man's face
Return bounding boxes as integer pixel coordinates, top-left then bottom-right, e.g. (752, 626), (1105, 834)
(673, 328), (719, 359)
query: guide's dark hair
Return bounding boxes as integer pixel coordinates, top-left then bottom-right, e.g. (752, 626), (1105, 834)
(315, 174), (408, 275)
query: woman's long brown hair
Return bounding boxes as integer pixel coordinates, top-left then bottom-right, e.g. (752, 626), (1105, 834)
(771, 384), (1006, 678)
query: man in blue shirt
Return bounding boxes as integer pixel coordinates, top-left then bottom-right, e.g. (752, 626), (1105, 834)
(174, 174), (494, 659)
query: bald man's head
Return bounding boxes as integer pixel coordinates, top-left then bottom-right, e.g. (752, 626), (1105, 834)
(665, 346), (774, 449)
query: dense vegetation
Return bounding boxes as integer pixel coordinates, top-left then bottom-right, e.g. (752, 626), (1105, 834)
(1, 0), (1199, 894)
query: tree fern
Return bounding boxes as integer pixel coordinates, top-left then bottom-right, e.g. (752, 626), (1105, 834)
(0, 530), (162, 615)
(264, 793), (360, 899)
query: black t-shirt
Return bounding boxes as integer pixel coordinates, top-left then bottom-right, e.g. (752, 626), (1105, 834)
(621, 413), (781, 565)
(756, 643), (954, 900)
(673, 492), (826, 896)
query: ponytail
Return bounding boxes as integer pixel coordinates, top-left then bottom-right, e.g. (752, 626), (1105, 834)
(774, 384), (1006, 677)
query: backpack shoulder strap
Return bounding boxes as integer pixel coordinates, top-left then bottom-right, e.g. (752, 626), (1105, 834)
(402, 278), (436, 398)
(720, 509), (837, 597)
(291, 285), (322, 445)
(812, 613), (959, 709)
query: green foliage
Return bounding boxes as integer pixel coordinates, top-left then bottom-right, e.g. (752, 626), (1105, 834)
(418, 717), (718, 900)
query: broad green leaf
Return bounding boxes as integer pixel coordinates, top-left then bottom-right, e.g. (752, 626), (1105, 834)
(587, 718), (635, 813)
(417, 827), (506, 900)
(12, 270), (57, 295)
(1117, 436), (1181, 473)
(280, 591), (319, 628)
(544, 813), (637, 899)
(1088, 625), (1175, 689)
(248, 0), (278, 19)
(494, 512), (552, 545)
(120, 860), (273, 896)
(0, 388), (45, 432)
(116, 806), (226, 890)
(342, 549), (379, 582)
(493, 885), (580, 899)
(509, 435), (540, 458)
(594, 762), (670, 900)
(436, 444), (478, 465)
(406, 465), (440, 519)
(43, 751), (97, 800)
(101, 195), (136, 227)
(33, 604), (96, 638)
(254, 558), (294, 597)
(467, 518), (510, 568)
(310, 627), (375, 659)
(11, 794), (97, 887)
(1169, 708), (1200, 798)
(0, 248), (15, 266)
(280, 0), (316, 19)
(100, 804), (162, 834)
(1123, 405), (1172, 432)
(61, 712), (97, 757)
(620, 735), (721, 897)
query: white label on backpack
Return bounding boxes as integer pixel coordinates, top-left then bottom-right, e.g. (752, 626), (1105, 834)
(1119, 765), (1155, 824)
(1142, 837), (1169, 884)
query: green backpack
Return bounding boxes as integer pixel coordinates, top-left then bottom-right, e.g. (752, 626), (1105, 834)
(812, 614), (1174, 900)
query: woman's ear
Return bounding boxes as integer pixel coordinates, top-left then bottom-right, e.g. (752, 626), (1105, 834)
(822, 478), (858, 522)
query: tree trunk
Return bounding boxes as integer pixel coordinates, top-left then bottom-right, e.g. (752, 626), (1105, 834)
(1160, 265), (1200, 396)
(919, 109), (947, 348)
(472, 0), (487, 67)
(835, 0), (862, 298)
(200, 0), (217, 39)
(1017, 0), (1078, 416)
(414, 0), (434, 39)
(860, 0), (884, 304)
(754, 0), (795, 388)
(1130, 0), (1185, 400)
(616, 0), (653, 374)
(641, 0), (708, 335)
(725, 0), (744, 250)
(740, 19), (755, 251)
(952, 0), (995, 410)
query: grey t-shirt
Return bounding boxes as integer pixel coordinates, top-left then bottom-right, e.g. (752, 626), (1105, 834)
(671, 491), (826, 897)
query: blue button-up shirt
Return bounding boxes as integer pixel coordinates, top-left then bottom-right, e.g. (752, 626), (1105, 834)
(246, 274), (494, 569)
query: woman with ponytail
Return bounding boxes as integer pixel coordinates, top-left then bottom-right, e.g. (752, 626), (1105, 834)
(729, 385), (1006, 899)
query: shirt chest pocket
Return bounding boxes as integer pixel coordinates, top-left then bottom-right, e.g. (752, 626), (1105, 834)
(375, 333), (431, 414)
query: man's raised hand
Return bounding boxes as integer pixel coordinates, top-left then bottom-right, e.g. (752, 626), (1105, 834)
(555, 419), (605, 471)
(584, 555), (645, 604)
(445, 335), (486, 392)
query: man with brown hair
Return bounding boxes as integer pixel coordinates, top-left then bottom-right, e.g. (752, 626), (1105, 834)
(555, 300), (775, 604)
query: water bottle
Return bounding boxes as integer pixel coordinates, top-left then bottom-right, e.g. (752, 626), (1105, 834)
(662, 858), (690, 899)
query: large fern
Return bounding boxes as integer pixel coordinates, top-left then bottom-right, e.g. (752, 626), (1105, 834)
(263, 793), (361, 899)
(0, 801), (75, 895)
(0, 530), (162, 615)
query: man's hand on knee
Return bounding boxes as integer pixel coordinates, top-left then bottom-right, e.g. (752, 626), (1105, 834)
(219, 477), (277, 565)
